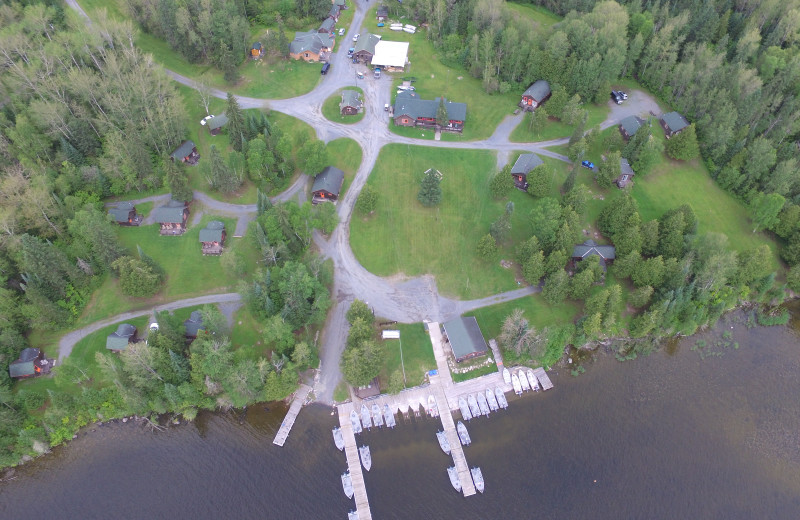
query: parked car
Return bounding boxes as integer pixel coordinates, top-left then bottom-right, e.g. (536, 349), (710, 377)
(353, 33), (360, 42)
(199, 115), (215, 125)
(619, 91), (628, 100)
(339, 28), (345, 36)
(374, 67), (381, 78)
(581, 160), (595, 170)
(321, 62), (330, 75)
(347, 47), (355, 56)
(384, 104), (389, 111)
(610, 91), (623, 104)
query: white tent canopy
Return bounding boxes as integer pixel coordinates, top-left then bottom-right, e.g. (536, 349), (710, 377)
(371, 41), (409, 68)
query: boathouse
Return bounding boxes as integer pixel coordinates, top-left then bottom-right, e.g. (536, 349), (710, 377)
(442, 317), (488, 363)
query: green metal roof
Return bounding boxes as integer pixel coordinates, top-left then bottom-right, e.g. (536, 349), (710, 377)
(620, 157), (634, 176)
(443, 317), (488, 361)
(170, 140), (196, 160)
(572, 239), (616, 260)
(340, 90), (362, 110)
(108, 202), (136, 222)
(289, 31), (334, 55)
(199, 220), (225, 242)
(9, 348), (40, 378)
(312, 166), (345, 196)
(661, 111), (689, 133)
(510, 153), (544, 176)
(184, 311), (205, 337)
(319, 17), (335, 33)
(207, 114), (228, 131)
(106, 323), (136, 351)
(152, 202), (186, 224)
(619, 115), (644, 137)
(353, 33), (381, 55)
(522, 80), (551, 101)
(393, 91), (467, 123)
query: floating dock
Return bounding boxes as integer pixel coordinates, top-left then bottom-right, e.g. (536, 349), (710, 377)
(272, 384), (312, 447)
(338, 402), (373, 520)
(533, 367), (553, 390)
(431, 382), (476, 496)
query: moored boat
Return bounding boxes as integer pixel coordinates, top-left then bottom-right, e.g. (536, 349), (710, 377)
(428, 395), (438, 417)
(527, 369), (540, 391)
(350, 410), (363, 434)
(359, 445), (372, 471)
(348, 511), (359, 520)
(518, 370), (531, 392)
(457, 420), (471, 446)
(383, 404), (396, 428)
(459, 396), (472, 421)
(495, 387), (508, 409)
(467, 394), (480, 418)
(333, 426), (344, 451)
(511, 373), (522, 395)
(485, 388), (499, 411)
(477, 392), (490, 416)
(342, 471), (354, 499)
(361, 404), (372, 429)
(372, 403), (384, 427)
(503, 367), (511, 385)
(436, 430), (451, 455)
(471, 467), (485, 493)
(447, 466), (462, 492)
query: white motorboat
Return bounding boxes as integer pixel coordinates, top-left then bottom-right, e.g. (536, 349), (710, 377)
(467, 394), (480, 418)
(447, 466), (461, 492)
(518, 370), (531, 392)
(477, 392), (490, 416)
(503, 367), (511, 384)
(495, 387), (508, 409)
(457, 420), (471, 446)
(436, 430), (451, 455)
(359, 445), (372, 471)
(511, 373), (522, 395)
(372, 403), (384, 427)
(428, 395), (438, 417)
(350, 410), (362, 434)
(471, 467), (485, 493)
(348, 511), (359, 520)
(342, 471), (354, 499)
(361, 404), (372, 429)
(459, 396), (472, 421)
(383, 404), (396, 428)
(527, 369), (540, 391)
(485, 388), (499, 411)
(333, 426), (344, 451)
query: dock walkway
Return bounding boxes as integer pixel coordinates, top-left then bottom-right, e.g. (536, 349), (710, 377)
(272, 384), (312, 447)
(338, 402), (372, 520)
(533, 367), (553, 390)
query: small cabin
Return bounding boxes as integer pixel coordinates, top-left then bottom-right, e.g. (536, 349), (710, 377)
(519, 80), (551, 111)
(184, 311), (205, 339)
(510, 153), (544, 190)
(199, 220), (226, 255)
(207, 114), (228, 136)
(106, 324), (137, 353)
(377, 5), (389, 20)
(660, 111), (689, 139)
(250, 42), (264, 59)
(572, 239), (616, 270)
(616, 158), (635, 188)
(170, 140), (199, 165)
(442, 317), (489, 363)
(9, 348), (53, 379)
(312, 166), (345, 204)
(108, 201), (142, 226)
(340, 90), (363, 115)
(618, 115), (644, 140)
(153, 200), (189, 235)
(319, 17), (335, 34)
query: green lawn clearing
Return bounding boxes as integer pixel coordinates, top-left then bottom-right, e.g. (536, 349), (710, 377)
(322, 88), (365, 124)
(379, 322), (436, 388)
(452, 363), (498, 383)
(351, 145), (545, 299)
(326, 138), (363, 196)
(464, 294), (579, 340)
(510, 103), (609, 142)
(506, 2), (563, 27)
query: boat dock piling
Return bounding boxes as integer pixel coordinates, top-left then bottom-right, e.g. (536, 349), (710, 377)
(272, 384), (312, 447)
(533, 367), (553, 390)
(338, 402), (373, 520)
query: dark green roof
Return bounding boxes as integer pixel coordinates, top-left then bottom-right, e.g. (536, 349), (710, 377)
(661, 111), (689, 133)
(336, 0), (346, 6)
(353, 33), (381, 55)
(106, 323), (136, 350)
(510, 153), (544, 176)
(207, 114), (228, 131)
(312, 166), (345, 196)
(393, 91), (467, 122)
(443, 317), (488, 360)
(184, 311), (205, 337)
(620, 157), (634, 176)
(619, 115), (644, 137)
(572, 239), (616, 260)
(152, 202), (186, 224)
(170, 141), (196, 160)
(9, 347), (40, 378)
(289, 31), (334, 55)
(320, 17), (335, 33)
(522, 80), (551, 101)
(377, 5), (388, 16)
(252, 42), (262, 50)
(199, 220), (225, 242)
(108, 202), (135, 222)
(340, 90), (362, 109)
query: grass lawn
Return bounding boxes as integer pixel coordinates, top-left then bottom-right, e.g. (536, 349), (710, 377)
(351, 145), (547, 299)
(464, 294), (579, 340)
(231, 306), (269, 362)
(510, 103), (609, 142)
(326, 138), (363, 197)
(322, 87), (365, 124)
(452, 363), (497, 383)
(505, 2), (563, 26)
(379, 322), (436, 388)
(333, 381), (350, 402)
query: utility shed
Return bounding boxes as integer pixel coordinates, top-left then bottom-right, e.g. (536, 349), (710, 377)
(660, 111), (689, 138)
(371, 40), (409, 70)
(184, 311), (205, 338)
(443, 317), (488, 363)
(207, 114), (228, 135)
(106, 324), (137, 352)
(312, 166), (345, 203)
(618, 115), (644, 140)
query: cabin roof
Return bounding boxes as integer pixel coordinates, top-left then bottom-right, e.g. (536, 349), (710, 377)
(443, 317), (488, 360)
(198, 221), (225, 243)
(312, 166), (345, 195)
(522, 80), (551, 101)
(510, 153), (544, 175)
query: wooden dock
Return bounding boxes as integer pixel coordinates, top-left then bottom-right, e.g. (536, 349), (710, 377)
(431, 380), (476, 497)
(272, 384), (312, 447)
(338, 402), (372, 520)
(533, 367), (553, 390)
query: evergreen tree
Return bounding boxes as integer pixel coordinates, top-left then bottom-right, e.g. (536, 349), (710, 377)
(526, 164), (551, 198)
(436, 97), (448, 128)
(597, 151), (621, 189)
(225, 93), (246, 151)
(164, 160), (193, 202)
(665, 124), (700, 160)
(489, 165), (514, 199)
(418, 168), (442, 207)
(477, 234), (498, 261)
(356, 184), (379, 215)
(60, 137), (84, 165)
(543, 270), (569, 304)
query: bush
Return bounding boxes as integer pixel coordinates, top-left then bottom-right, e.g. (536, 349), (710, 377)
(111, 256), (163, 297)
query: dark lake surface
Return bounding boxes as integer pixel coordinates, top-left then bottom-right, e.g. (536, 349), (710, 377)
(2, 312), (800, 519)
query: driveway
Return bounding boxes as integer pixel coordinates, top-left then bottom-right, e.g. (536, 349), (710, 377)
(601, 89), (664, 129)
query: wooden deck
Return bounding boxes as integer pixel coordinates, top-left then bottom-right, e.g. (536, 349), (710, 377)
(431, 379), (476, 497)
(533, 367), (553, 390)
(272, 384), (312, 447)
(338, 402), (372, 520)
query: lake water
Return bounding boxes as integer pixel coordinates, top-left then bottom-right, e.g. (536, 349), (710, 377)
(2, 311), (800, 519)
